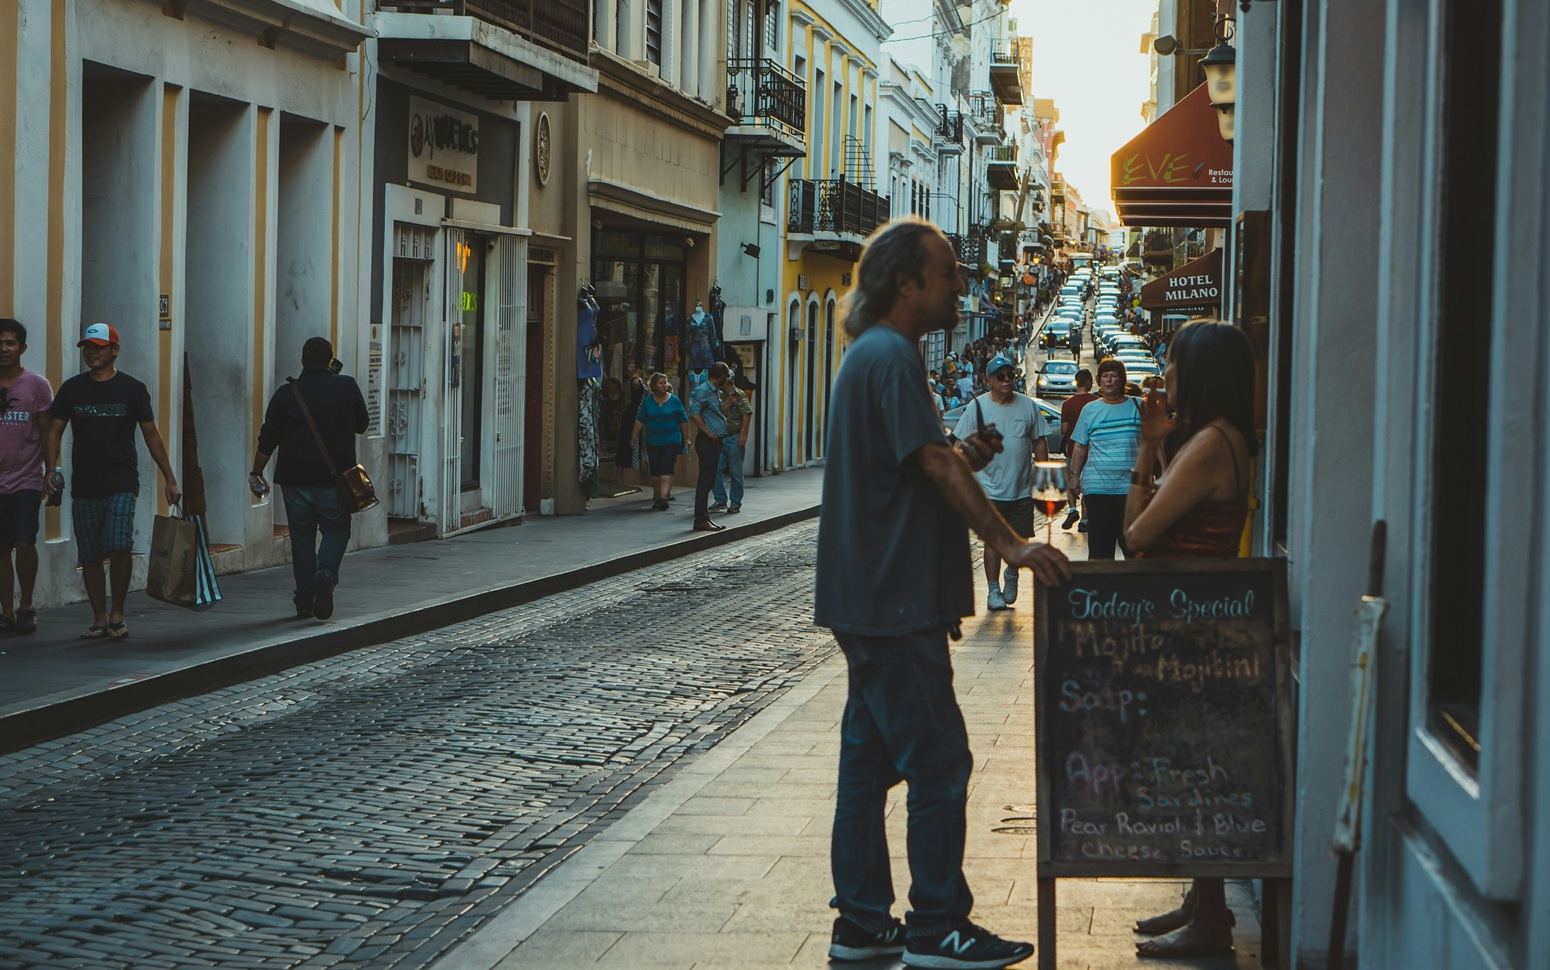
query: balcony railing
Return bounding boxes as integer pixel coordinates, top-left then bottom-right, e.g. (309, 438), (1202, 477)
(377, 0), (589, 60)
(726, 58), (806, 139)
(967, 92), (1004, 141)
(989, 43), (1024, 106)
(935, 105), (963, 143)
(947, 231), (988, 269)
(788, 179), (890, 236)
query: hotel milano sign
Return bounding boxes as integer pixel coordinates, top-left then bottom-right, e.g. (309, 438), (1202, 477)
(1140, 248), (1224, 314)
(408, 96), (480, 193)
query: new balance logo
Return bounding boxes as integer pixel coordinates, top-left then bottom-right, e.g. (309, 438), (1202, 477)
(939, 930), (977, 955)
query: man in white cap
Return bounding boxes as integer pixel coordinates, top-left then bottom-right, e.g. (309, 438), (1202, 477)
(43, 324), (181, 640)
(952, 352), (1047, 610)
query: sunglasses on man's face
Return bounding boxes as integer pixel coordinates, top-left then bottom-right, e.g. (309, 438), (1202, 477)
(992, 371), (1015, 381)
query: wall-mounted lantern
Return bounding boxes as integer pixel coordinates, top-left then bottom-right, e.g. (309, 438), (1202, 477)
(1200, 39), (1236, 143)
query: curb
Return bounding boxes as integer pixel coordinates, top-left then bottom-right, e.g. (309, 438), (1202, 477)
(0, 505), (821, 754)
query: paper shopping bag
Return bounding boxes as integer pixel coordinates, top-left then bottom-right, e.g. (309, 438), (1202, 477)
(146, 513), (200, 607)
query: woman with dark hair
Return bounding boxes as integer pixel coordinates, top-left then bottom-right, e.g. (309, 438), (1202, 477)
(1122, 319), (1256, 958)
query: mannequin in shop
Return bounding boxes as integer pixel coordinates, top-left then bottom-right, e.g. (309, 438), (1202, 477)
(687, 300), (715, 387)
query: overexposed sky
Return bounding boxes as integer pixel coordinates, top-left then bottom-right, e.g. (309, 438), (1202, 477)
(1009, 0), (1160, 217)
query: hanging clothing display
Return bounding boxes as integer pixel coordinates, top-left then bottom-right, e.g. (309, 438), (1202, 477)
(578, 377), (600, 496)
(708, 285), (728, 363)
(577, 286), (603, 380)
(687, 302), (715, 372)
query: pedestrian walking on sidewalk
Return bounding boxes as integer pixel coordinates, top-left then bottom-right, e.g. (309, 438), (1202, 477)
(815, 218), (1070, 970)
(686, 361), (730, 532)
(629, 372), (689, 511)
(43, 324), (181, 641)
(708, 370), (752, 515)
(0, 318), (52, 637)
(953, 353), (1045, 613)
(249, 338), (369, 621)
(1067, 357), (1140, 558)
(1122, 320), (1255, 959)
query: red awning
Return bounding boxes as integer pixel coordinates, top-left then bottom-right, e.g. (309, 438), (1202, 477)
(1140, 248), (1224, 312)
(1112, 85), (1234, 228)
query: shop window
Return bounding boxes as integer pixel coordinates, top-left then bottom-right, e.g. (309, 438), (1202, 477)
(456, 236), (488, 490)
(592, 229), (688, 399)
(1406, 0), (1528, 902)
(1425, 0), (1501, 774)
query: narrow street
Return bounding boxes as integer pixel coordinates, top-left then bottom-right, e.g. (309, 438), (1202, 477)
(0, 525), (832, 970)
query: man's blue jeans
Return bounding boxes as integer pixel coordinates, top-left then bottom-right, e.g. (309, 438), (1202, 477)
(281, 485), (351, 608)
(711, 436), (745, 506)
(831, 627), (974, 937)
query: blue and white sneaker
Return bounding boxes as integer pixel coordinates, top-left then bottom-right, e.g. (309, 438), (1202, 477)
(903, 921), (1034, 969)
(829, 915), (906, 961)
(1001, 566), (1019, 605)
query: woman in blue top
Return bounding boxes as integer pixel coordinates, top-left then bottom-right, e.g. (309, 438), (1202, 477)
(629, 372), (690, 510)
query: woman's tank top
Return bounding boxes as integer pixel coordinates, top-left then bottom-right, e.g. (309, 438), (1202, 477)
(1136, 425), (1249, 561)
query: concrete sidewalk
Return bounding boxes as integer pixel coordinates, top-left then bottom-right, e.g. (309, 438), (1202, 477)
(0, 468), (823, 752)
(430, 543), (1266, 970)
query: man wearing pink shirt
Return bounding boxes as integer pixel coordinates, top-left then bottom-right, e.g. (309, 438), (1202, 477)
(0, 319), (53, 636)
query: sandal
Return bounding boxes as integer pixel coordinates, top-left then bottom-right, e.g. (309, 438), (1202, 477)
(1134, 917), (1227, 954)
(80, 624), (114, 640)
(1136, 885), (1197, 935)
(15, 609), (37, 635)
(106, 621), (130, 641)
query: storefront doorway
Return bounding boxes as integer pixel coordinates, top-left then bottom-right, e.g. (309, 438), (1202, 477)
(592, 230), (689, 392)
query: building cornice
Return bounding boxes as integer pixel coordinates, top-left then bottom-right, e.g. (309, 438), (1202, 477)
(159, 0), (373, 59)
(589, 45), (731, 138)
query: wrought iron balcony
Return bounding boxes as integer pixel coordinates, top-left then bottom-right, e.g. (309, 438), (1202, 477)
(787, 179), (890, 237)
(989, 44), (1024, 106)
(967, 92), (1004, 144)
(377, 0), (589, 61)
(726, 58), (807, 142)
(935, 105), (963, 145)
(986, 145), (1019, 191)
(947, 231), (988, 270)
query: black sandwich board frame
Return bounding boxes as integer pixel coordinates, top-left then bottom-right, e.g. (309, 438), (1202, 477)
(1033, 558), (1292, 969)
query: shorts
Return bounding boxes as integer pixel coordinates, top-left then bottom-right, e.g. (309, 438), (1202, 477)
(644, 443), (681, 477)
(992, 496), (1035, 538)
(0, 490), (42, 548)
(72, 492), (137, 565)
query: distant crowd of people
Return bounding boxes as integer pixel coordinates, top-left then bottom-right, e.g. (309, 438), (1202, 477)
(927, 336), (1024, 411)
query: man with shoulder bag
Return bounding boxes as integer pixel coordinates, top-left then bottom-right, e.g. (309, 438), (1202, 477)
(250, 337), (370, 620)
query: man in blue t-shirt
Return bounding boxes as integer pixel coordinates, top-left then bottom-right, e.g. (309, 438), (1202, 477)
(1068, 357), (1141, 559)
(686, 362), (730, 531)
(816, 219), (1069, 970)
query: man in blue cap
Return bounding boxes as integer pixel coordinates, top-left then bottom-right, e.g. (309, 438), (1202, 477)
(952, 352), (1047, 610)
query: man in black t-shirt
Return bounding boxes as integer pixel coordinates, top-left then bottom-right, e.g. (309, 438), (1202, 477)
(43, 324), (181, 641)
(250, 337), (370, 621)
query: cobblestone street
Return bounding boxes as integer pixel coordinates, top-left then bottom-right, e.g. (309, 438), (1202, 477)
(0, 523), (832, 970)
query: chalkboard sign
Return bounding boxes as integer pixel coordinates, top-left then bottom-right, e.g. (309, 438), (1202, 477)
(1035, 559), (1292, 878)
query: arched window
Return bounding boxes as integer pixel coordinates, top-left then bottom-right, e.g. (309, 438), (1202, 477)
(804, 300), (819, 461)
(786, 298), (800, 468)
(820, 297), (837, 455)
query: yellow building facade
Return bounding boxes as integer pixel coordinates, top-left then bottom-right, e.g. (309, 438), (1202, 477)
(777, 0), (890, 470)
